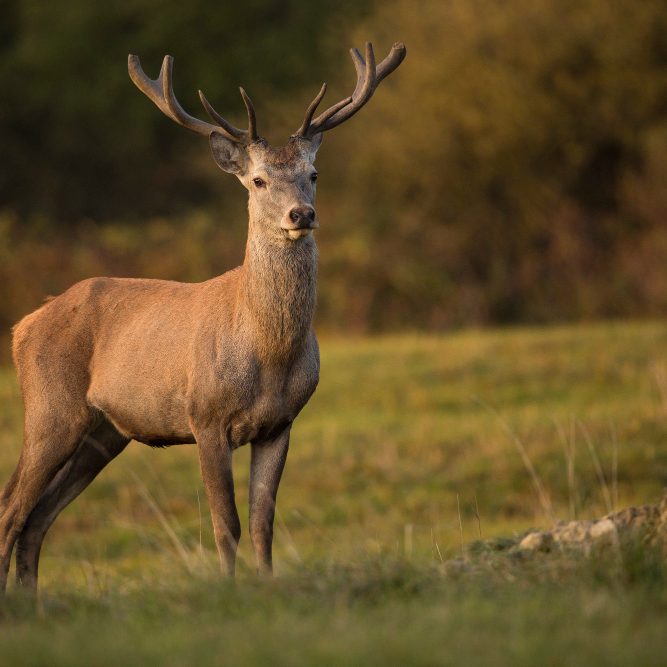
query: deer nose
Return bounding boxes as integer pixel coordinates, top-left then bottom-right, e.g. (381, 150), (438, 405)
(288, 206), (317, 228)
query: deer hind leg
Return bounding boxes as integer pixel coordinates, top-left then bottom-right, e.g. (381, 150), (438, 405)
(0, 407), (95, 595)
(15, 418), (129, 593)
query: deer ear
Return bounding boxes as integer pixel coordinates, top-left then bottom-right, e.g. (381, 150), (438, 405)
(306, 133), (323, 158)
(209, 131), (248, 175)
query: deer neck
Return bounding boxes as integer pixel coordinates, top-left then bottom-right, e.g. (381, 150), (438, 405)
(239, 217), (318, 361)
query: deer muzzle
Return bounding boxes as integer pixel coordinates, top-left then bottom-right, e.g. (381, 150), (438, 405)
(282, 206), (319, 239)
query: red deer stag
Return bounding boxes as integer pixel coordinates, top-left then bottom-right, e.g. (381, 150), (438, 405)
(0, 42), (406, 593)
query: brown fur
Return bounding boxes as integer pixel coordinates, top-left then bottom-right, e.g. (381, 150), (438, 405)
(0, 135), (321, 593)
(0, 44), (405, 594)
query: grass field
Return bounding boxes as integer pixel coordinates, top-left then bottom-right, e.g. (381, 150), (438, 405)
(1, 321), (667, 665)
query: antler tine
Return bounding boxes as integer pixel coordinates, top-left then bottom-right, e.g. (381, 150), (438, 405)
(296, 41), (406, 139)
(349, 48), (366, 99)
(128, 55), (167, 114)
(128, 54), (255, 143)
(375, 42), (407, 84)
(239, 87), (258, 141)
(310, 95), (354, 127)
(198, 90), (247, 141)
(160, 56), (221, 137)
(308, 42), (376, 135)
(296, 83), (328, 137)
(128, 54), (217, 137)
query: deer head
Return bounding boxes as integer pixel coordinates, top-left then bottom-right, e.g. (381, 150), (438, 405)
(128, 43), (406, 242)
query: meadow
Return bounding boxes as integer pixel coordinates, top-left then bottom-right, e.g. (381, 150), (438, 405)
(1, 321), (666, 665)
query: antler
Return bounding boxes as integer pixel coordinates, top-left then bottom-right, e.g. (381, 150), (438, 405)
(128, 54), (259, 143)
(295, 42), (406, 139)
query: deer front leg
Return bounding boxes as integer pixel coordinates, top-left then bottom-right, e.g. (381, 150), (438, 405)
(196, 429), (240, 577)
(249, 424), (291, 576)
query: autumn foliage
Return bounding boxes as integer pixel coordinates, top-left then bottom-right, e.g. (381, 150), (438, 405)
(1, 0), (666, 345)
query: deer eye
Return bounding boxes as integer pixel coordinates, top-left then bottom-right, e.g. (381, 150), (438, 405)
(310, 173), (318, 183)
(252, 177), (266, 188)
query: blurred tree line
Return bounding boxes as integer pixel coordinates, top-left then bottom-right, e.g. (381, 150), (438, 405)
(0, 0), (367, 221)
(1, 0), (666, 348)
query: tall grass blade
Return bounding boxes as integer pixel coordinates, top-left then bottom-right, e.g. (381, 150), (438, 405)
(578, 421), (613, 515)
(476, 398), (554, 524)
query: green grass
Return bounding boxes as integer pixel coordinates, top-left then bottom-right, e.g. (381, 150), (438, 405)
(1, 321), (667, 665)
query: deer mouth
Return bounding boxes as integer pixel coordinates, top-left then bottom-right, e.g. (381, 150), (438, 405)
(281, 221), (319, 240)
(284, 228), (314, 240)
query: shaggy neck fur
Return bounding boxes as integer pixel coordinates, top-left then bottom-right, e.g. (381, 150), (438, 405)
(240, 217), (318, 363)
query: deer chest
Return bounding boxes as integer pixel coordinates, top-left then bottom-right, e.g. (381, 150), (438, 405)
(227, 349), (319, 447)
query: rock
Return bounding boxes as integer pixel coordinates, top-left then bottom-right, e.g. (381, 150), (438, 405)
(657, 491), (667, 548)
(607, 505), (659, 532)
(552, 520), (592, 545)
(658, 490), (667, 516)
(589, 518), (617, 546)
(470, 492), (667, 561)
(518, 531), (553, 552)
